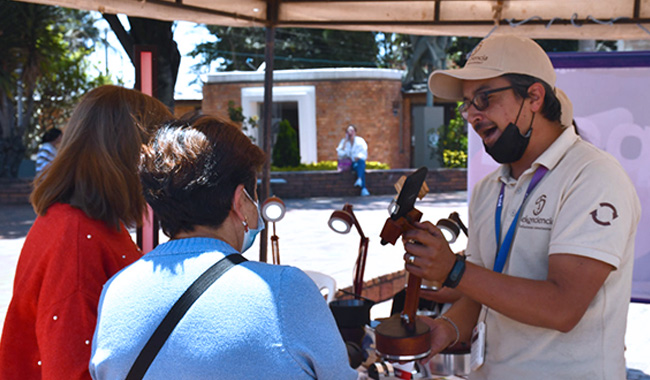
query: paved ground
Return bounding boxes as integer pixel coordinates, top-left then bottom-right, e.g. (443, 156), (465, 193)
(1, 192), (648, 377)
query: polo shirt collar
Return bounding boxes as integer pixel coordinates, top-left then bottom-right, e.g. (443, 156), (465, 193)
(496, 126), (579, 184)
(532, 126), (580, 172)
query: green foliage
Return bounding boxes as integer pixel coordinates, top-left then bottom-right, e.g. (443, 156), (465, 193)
(272, 119), (300, 167)
(0, 1), (111, 176)
(445, 37), (483, 68)
(375, 33), (411, 69)
(272, 160), (389, 172)
(190, 27), (379, 71)
(227, 100), (258, 140)
(30, 47), (111, 155)
(446, 37), (617, 70)
(432, 103), (468, 168)
(442, 150), (467, 168)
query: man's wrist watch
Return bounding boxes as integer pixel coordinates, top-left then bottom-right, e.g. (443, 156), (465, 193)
(443, 254), (466, 288)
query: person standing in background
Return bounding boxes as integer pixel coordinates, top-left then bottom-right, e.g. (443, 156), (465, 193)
(35, 127), (62, 176)
(336, 124), (370, 196)
(0, 85), (172, 380)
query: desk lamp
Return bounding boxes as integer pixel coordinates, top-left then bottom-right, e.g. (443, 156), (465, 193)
(262, 196), (286, 265)
(328, 203), (369, 298)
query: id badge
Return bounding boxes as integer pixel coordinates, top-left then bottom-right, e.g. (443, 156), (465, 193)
(470, 321), (486, 371)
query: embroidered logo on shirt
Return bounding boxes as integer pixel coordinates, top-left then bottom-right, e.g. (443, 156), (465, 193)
(520, 194), (553, 230)
(590, 202), (618, 226)
(533, 194), (546, 216)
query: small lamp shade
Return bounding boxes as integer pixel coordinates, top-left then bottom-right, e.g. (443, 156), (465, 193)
(262, 196), (286, 223)
(328, 210), (354, 234)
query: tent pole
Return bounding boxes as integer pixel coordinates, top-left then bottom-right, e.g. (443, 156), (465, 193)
(259, 1), (278, 263)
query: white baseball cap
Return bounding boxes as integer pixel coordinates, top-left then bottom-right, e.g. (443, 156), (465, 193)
(428, 34), (573, 127)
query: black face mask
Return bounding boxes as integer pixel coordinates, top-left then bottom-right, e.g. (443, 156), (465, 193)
(483, 99), (534, 164)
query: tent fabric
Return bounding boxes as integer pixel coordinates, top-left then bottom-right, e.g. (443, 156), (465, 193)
(14, 0), (650, 40)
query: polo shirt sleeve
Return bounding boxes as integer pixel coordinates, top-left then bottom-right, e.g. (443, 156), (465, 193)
(548, 156), (640, 269)
(465, 176), (494, 269)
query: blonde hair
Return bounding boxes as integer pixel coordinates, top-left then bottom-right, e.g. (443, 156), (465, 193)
(31, 85), (172, 229)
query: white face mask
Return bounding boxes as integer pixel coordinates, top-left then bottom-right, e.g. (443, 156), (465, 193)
(241, 188), (265, 253)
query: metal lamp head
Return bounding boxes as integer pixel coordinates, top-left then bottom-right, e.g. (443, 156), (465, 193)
(328, 210), (353, 234)
(436, 212), (468, 244)
(436, 218), (461, 244)
(262, 196), (286, 223)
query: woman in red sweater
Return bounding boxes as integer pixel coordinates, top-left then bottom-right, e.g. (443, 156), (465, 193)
(0, 85), (172, 379)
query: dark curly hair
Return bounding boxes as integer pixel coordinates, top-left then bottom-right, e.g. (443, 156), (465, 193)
(140, 115), (267, 238)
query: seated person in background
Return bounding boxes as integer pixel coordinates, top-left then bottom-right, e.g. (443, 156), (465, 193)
(90, 116), (357, 380)
(336, 124), (370, 196)
(35, 127), (62, 176)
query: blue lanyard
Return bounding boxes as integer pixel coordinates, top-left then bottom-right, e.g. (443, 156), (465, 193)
(493, 166), (548, 273)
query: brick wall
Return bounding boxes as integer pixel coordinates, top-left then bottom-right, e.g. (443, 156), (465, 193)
(312, 80), (407, 168)
(0, 179), (32, 204)
(335, 269), (407, 304)
(1, 169), (466, 204)
(202, 76), (410, 168)
(269, 168), (466, 198)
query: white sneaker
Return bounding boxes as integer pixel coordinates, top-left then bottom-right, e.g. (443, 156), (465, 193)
(354, 178), (362, 187)
(361, 188), (370, 196)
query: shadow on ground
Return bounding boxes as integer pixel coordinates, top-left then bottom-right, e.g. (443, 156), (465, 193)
(0, 192), (468, 239)
(285, 191), (468, 211)
(0, 204), (36, 239)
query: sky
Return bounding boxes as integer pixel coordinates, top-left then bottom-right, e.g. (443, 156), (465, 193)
(88, 15), (217, 100)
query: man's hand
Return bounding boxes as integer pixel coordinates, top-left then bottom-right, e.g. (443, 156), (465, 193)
(402, 221), (457, 285)
(419, 316), (457, 363)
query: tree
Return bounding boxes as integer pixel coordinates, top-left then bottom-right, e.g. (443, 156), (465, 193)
(103, 15), (180, 109)
(272, 120), (300, 167)
(433, 104), (467, 168)
(0, 1), (110, 177)
(32, 46), (111, 155)
(375, 33), (411, 70)
(190, 27), (379, 71)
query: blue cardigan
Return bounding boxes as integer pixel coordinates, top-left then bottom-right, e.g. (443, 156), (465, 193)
(90, 238), (357, 380)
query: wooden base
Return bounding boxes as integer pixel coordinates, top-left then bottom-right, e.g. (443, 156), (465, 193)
(374, 314), (431, 361)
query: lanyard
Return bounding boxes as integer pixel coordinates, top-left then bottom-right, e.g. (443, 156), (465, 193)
(493, 166), (548, 273)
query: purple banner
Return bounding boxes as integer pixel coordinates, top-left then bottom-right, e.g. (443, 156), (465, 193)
(467, 52), (650, 303)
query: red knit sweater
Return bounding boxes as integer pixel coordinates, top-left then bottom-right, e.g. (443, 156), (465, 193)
(0, 203), (142, 379)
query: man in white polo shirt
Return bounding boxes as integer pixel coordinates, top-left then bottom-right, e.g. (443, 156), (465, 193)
(400, 35), (641, 379)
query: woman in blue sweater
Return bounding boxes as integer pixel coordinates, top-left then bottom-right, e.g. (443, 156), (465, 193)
(90, 115), (357, 380)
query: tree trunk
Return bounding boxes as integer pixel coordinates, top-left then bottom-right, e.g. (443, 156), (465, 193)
(104, 15), (180, 111)
(0, 93), (22, 178)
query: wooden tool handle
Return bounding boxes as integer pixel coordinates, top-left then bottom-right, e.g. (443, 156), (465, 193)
(401, 273), (421, 333)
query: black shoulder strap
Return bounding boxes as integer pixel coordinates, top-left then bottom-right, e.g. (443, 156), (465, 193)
(126, 253), (247, 380)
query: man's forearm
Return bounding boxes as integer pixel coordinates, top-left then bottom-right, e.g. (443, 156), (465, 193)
(441, 295), (482, 343)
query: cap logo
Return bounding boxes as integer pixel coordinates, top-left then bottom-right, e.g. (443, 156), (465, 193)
(466, 40), (488, 66)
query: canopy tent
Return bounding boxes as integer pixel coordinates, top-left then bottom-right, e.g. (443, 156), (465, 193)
(12, 0), (650, 40)
(12, 0), (650, 270)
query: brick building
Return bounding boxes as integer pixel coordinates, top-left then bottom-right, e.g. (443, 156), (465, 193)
(202, 68), (410, 168)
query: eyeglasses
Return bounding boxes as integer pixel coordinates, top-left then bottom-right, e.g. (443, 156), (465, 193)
(458, 86), (514, 119)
